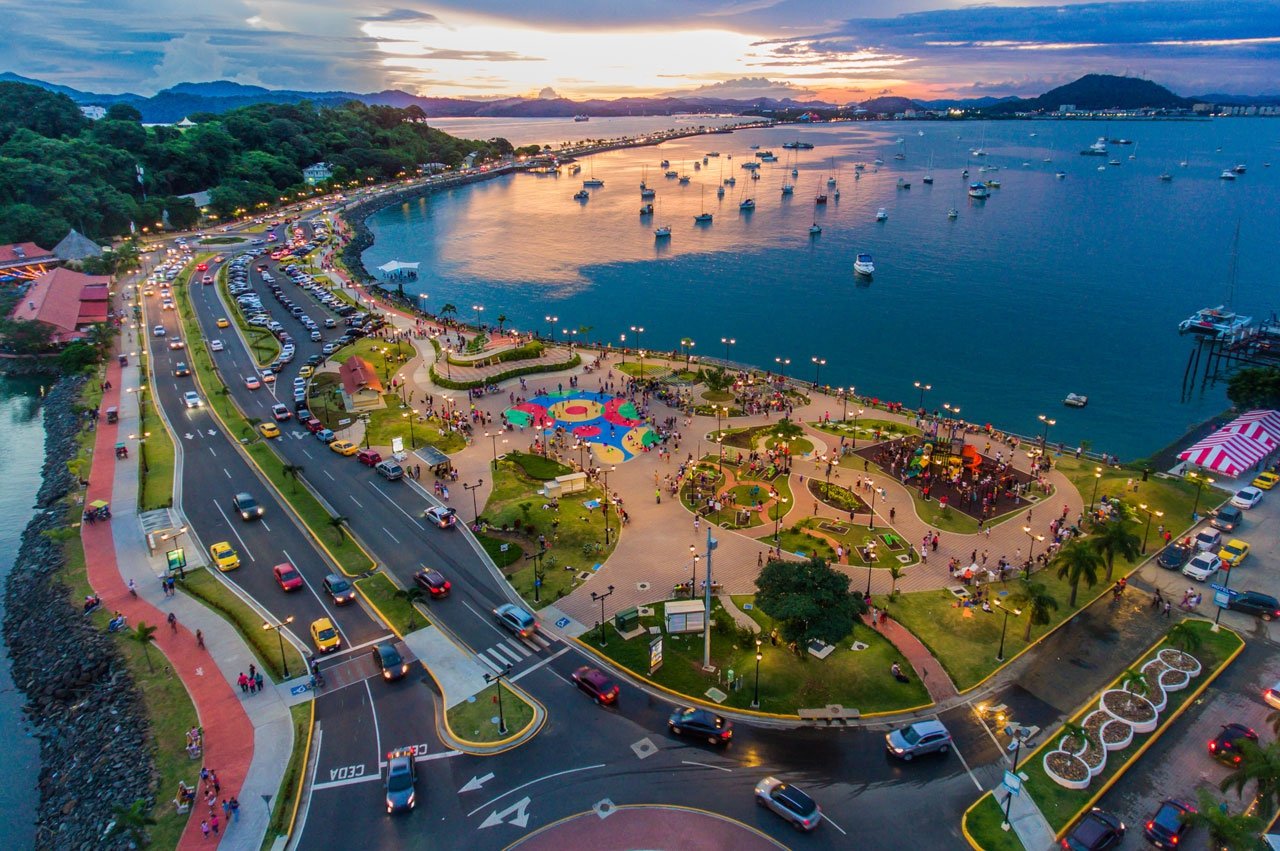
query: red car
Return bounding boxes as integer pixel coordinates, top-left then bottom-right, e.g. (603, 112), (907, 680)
(357, 449), (383, 467)
(571, 666), (620, 705)
(196, 262), (209, 271)
(273, 562), (304, 592)
(413, 568), (451, 598)
(303, 417), (324, 433)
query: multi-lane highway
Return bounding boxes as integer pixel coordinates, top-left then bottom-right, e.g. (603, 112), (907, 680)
(139, 218), (1011, 849)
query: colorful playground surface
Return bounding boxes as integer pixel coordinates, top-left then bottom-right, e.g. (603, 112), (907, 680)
(504, 390), (658, 464)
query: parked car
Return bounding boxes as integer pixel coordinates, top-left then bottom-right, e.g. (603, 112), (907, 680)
(571, 666), (620, 705)
(424, 506), (458, 528)
(375, 460), (404, 481)
(1210, 505), (1243, 532)
(885, 719), (952, 761)
(1193, 529), (1222, 551)
(1142, 799), (1194, 849)
(1182, 551), (1222, 582)
(1252, 471), (1279, 490)
(668, 707), (733, 745)
(1219, 538), (1250, 568)
(372, 641), (410, 681)
(1208, 722), (1258, 765)
(1062, 807), (1125, 851)
(357, 449), (382, 466)
(315, 428), (336, 444)
(1265, 679), (1280, 710)
(329, 439), (359, 456)
(412, 568), (450, 598)
(1228, 590), (1280, 621)
(754, 776), (822, 832)
(1231, 486), (1264, 509)
(1156, 543), (1190, 570)
(493, 603), (538, 639)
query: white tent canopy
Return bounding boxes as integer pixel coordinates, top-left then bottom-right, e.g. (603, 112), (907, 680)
(377, 260), (420, 274)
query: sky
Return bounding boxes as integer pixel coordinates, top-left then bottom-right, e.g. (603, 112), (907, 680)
(5, 0), (1279, 101)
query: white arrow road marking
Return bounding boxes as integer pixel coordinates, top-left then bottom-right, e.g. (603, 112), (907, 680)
(468, 764), (604, 818)
(184, 432), (194, 440)
(480, 796), (530, 830)
(459, 773), (494, 793)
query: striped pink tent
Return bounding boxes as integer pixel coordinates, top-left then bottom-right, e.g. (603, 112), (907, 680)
(1231, 409), (1280, 442)
(1179, 430), (1270, 477)
(1219, 421), (1279, 451)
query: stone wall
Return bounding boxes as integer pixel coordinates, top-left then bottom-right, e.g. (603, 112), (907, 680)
(2, 374), (153, 849)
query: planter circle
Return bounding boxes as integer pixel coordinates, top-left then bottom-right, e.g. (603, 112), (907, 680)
(1159, 668), (1191, 692)
(1100, 719), (1133, 751)
(1100, 689), (1158, 734)
(1158, 648), (1201, 675)
(1044, 751), (1091, 789)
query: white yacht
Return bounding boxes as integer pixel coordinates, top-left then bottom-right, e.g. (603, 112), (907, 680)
(654, 225), (671, 239)
(875, 207), (888, 221)
(1178, 306), (1252, 337)
(1220, 170), (1236, 180)
(853, 253), (875, 276)
(967, 182), (990, 199)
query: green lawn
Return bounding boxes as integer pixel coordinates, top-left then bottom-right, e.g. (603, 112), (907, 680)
(305, 380), (464, 454)
(181, 568), (306, 680)
(477, 533), (523, 568)
(136, 348), (176, 512)
(506, 450), (572, 481)
(262, 703), (312, 850)
(591, 597), (930, 714)
(683, 458), (793, 529)
(446, 683), (537, 743)
(334, 337), (412, 375)
(615, 360), (671, 378)
(810, 418), (922, 442)
(199, 236), (244, 245)
(790, 518), (919, 569)
(481, 460), (617, 609)
(1016, 620), (1242, 834)
(701, 389), (734, 403)
(354, 573), (430, 635)
(217, 265), (279, 367)
(964, 794), (1027, 851)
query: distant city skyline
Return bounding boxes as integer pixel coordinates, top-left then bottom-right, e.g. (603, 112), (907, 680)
(9, 0), (1280, 101)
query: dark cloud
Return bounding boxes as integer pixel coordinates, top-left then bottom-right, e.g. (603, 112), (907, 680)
(358, 8), (439, 23)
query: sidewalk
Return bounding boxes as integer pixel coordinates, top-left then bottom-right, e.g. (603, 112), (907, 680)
(862, 612), (958, 703)
(89, 333), (294, 848)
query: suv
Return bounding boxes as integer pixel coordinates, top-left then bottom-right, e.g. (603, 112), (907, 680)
(1062, 807), (1125, 850)
(885, 719), (952, 761)
(375, 460), (404, 481)
(232, 492), (265, 521)
(1143, 799), (1194, 848)
(372, 642), (410, 681)
(570, 666), (620, 705)
(493, 603), (538, 639)
(753, 776), (822, 832)
(1211, 504), (1243, 532)
(425, 506), (457, 528)
(413, 568), (450, 598)
(1227, 590), (1280, 621)
(323, 573), (356, 605)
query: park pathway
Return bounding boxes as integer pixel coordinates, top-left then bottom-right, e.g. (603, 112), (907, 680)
(863, 612), (958, 703)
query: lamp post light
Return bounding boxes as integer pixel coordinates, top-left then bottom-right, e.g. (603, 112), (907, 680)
(869, 485), (883, 531)
(752, 638), (763, 709)
(811, 356), (826, 388)
(943, 403), (962, 439)
(485, 431), (507, 469)
(771, 497), (789, 552)
(601, 465), (616, 546)
(721, 336), (735, 362)
(418, 293), (428, 316)
(619, 333), (626, 363)
(463, 479), (484, 521)
(716, 435), (724, 473)
(994, 601), (1022, 662)
(1022, 526), (1045, 578)
(1188, 471), (1215, 519)
(1089, 466), (1103, 512)
(838, 388), (849, 422)
(591, 585), (616, 646)
(544, 314), (558, 341)
(483, 664), (513, 735)
(129, 431), (152, 473)
(852, 407), (865, 448)
(681, 338), (696, 371)
(402, 411), (416, 449)
(525, 549), (547, 602)
(629, 325), (645, 353)
(1038, 414), (1057, 458)
(1138, 503), (1164, 554)
(472, 304), (484, 329)
(638, 349), (647, 380)
(914, 380), (931, 410)
(262, 615), (296, 679)
(688, 545), (700, 598)
(774, 357), (791, 381)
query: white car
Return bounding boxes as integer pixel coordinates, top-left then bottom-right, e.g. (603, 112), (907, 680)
(1194, 529), (1222, 551)
(1182, 552), (1222, 582)
(183, 391), (202, 408)
(1231, 487), (1264, 510)
(152, 325), (166, 337)
(210, 339), (225, 352)
(1265, 680), (1280, 711)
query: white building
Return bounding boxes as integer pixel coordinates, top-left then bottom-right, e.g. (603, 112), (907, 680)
(80, 105), (106, 120)
(303, 162), (333, 185)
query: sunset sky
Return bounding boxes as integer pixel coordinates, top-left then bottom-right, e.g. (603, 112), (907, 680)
(8, 0), (1279, 101)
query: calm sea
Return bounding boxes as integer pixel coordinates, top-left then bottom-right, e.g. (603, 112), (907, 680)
(0, 375), (48, 850)
(365, 118), (1280, 459)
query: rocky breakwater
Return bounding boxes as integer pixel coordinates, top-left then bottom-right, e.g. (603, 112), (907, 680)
(2, 375), (152, 849)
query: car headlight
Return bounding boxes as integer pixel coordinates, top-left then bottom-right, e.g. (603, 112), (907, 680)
(893, 747), (905, 754)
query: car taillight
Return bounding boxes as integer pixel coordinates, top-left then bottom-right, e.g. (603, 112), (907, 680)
(1209, 741), (1217, 751)
(1147, 821), (1154, 831)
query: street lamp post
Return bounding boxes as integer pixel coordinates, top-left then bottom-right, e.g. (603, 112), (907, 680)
(752, 638), (763, 708)
(1038, 414), (1057, 458)
(591, 585), (616, 646)
(1001, 730), (1030, 829)
(774, 357), (791, 381)
(1089, 466), (1103, 512)
(771, 497), (789, 551)
(852, 407), (865, 448)
(485, 431), (507, 469)
(681, 338), (696, 371)
(1138, 503), (1164, 554)
(914, 380), (932, 410)
(689, 545), (700, 598)
(869, 485), (882, 531)
(463, 479), (484, 521)
(1188, 471), (1215, 519)
(483, 664), (513, 735)
(601, 465), (616, 546)
(619, 333), (626, 363)
(811, 356), (826, 388)
(944, 404), (962, 439)
(1022, 526), (1045, 578)
(721, 336), (735, 362)
(630, 325), (645, 354)
(525, 549), (546, 603)
(262, 615), (296, 679)
(638, 349), (646, 380)
(544, 314), (558, 342)
(402, 411), (416, 449)
(994, 601), (1022, 662)
(472, 304), (484, 330)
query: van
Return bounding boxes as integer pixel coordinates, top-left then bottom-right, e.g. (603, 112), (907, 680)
(1210, 505), (1243, 532)
(375, 461), (404, 481)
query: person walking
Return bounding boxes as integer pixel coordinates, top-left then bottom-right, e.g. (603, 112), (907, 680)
(167, 611), (178, 633)
(255, 670), (264, 692)
(238, 672), (249, 693)
(196, 629), (204, 649)
(229, 796), (240, 823)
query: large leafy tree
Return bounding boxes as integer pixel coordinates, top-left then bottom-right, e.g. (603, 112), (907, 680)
(1227, 366), (1280, 410)
(755, 557), (866, 648)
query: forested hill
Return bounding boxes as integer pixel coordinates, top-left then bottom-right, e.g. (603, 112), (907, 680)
(0, 82), (509, 247)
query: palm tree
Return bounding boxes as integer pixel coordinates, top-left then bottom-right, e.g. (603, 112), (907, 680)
(328, 514), (349, 546)
(496, 314), (508, 335)
(1090, 512), (1142, 582)
(887, 564), (905, 597)
(1058, 720), (1090, 752)
(1222, 739), (1280, 815)
(1010, 580), (1060, 641)
(396, 585), (428, 630)
(440, 303), (457, 324)
(105, 799), (156, 846)
(1186, 788), (1264, 850)
(1120, 668), (1149, 696)
(1055, 540), (1103, 606)
(1166, 621), (1203, 655)
(129, 622), (159, 673)
(281, 464), (305, 492)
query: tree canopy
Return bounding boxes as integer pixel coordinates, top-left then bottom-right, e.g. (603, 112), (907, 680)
(0, 82), (507, 246)
(1226, 366), (1280, 410)
(755, 557), (866, 647)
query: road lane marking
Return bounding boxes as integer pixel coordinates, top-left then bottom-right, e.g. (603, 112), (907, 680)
(680, 760), (732, 773)
(365, 679), (382, 767)
(476, 653), (503, 674)
(367, 481), (425, 529)
(301, 448), (313, 458)
(380, 526), (400, 544)
(467, 764), (606, 818)
(261, 520), (271, 532)
(952, 739), (984, 792)
(310, 773), (381, 792)
(212, 501), (256, 561)
(504, 639), (533, 658)
(209, 447), (217, 457)
(224, 468), (232, 478)
(350, 495), (363, 508)
(823, 812), (848, 836)
(508, 647), (570, 685)
(324, 470), (334, 481)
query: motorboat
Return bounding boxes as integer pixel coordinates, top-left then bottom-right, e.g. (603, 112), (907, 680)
(582, 178), (603, 187)
(694, 212), (713, 223)
(875, 207), (888, 221)
(749, 144), (760, 150)
(781, 183), (794, 195)
(809, 222), (822, 235)
(782, 141), (815, 149)
(1081, 138), (1108, 156)
(833, 187), (840, 199)
(573, 114), (589, 122)
(947, 207), (959, 219)
(853, 253), (875, 276)
(1107, 159), (1121, 166)
(665, 169), (679, 178)
(1220, 170), (1236, 180)
(716, 185), (725, 198)
(573, 190), (589, 200)
(1055, 171), (1067, 179)
(1178, 306), (1252, 337)
(967, 182), (990, 199)
(922, 174), (934, 185)
(706, 151), (720, 157)
(661, 159), (670, 168)
(654, 225), (671, 239)
(739, 198), (755, 210)
(751, 171), (760, 180)
(897, 178), (911, 189)
(641, 186), (656, 198)
(1063, 394), (1088, 408)
(742, 161), (760, 170)
(1234, 164), (1247, 174)
(568, 164), (581, 175)
(639, 203), (653, 215)
(725, 176), (736, 186)
(814, 194), (828, 204)
(679, 174), (691, 184)
(1159, 173), (1172, 182)
(826, 176), (837, 186)
(985, 179), (1000, 188)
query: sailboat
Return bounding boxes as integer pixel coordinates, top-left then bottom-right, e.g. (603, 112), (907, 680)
(971, 126), (987, 157)
(1178, 224), (1251, 337)
(640, 166), (656, 198)
(893, 139), (906, 160)
(655, 198), (671, 238)
(695, 187), (713, 223)
(809, 221), (822, 235)
(922, 153), (934, 184)
(827, 156), (838, 187)
(582, 159), (603, 187)
(781, 150), (794, 194)
(875, 207), (888, 221)
(947, 205), (958, 219)
(1129, 142), (1138, 161)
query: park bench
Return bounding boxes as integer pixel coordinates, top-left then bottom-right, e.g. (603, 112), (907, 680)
(797, 705), (861, 726)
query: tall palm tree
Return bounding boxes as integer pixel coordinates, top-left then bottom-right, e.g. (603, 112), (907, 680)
(1166, 621), (1203, 655)
(281, 463), (305, 492)
(887, 564), (905, 597)
(129, 622), (159, 673)
(105, 799), (156, 846)
(1186, 788), (1264, 850)
(1058, 720), (1090, 752)
(1055, 540), (1103, 606)
(440, 303), (457, 324)
(396, 585), (429, 630)
(1222, 739), (1280, 816)
(1010, 579), (1060, 641)
(496, 314), (508, 335)
(328, 514), (349, 546)
(1090, 513), (1142, 582)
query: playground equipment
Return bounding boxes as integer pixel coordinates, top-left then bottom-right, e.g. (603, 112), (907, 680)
(905, 442), (933, 479)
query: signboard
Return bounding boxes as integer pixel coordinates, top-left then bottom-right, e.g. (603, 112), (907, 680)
(391, 436), (404, 455)
(1214, 589), (1234, 608)
(649, 635), (664, 674)
(1001, 771), (1022, 797)
(165, 547), (187, 575)
(1209, 584), (1239, 596)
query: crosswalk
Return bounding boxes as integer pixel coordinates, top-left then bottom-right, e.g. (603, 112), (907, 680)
(476, 633), (555, 673)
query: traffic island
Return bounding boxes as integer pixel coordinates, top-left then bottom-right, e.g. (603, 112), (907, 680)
(446, 682), (537, 744)
(354, 572), (430, 635)
(962, 620), (1242, 849)
(582, 596), (930, 716)
(180, 567), (306, 681)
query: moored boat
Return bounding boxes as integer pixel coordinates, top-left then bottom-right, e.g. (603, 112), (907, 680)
(875, 207), (888, 221)
(967, 182), (990, 199)
(1063, 393), (1088, 408)
(853, 253), (875, 276)
(573, 190), (589, 200)
(1178, 305), (1252, 336)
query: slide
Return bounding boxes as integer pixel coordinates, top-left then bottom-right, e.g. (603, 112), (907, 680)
(962, 444), (981, 471)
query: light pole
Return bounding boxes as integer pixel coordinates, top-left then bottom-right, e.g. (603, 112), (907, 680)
(591, 585), (616, 646)
(869, 485), (883, 531)
(751, 638), (763, 709)
(464, 479), (484, 521)
(852, 407), (865, 448)
(483, 664), (513, 735)
(129, 431), (152, 473)
(601, 465), (616, 546)
(525, 549), (546, 603)
(1002, 730), (1030, 828)
(914, 380), (931, 410)
(689, 545), (700, 597)
(262, 615), (296, 678)
(681, 338), (695, 371)
(721, 336), (735, 362)
(1089, 466), (1103, 512)
(472, 304), (484, 330)
(944, 404), (962, 439)
(630, 325), (645, 354)
(638, 349), (647, 379)
(772, 497), (789, 550)
(1138, 503), (1164, 553)
(811, 356), (826, 388)
(994, 601), (1022, 662)
(1188, 471), (1215, 519)
(485, 431), (507, 469)
(1022, 526), (1045, 578)
(774, 357), (791, 381)
(1038, 414), (1057, 458)
(544, 314), (558, 341)
(619, 333), (626, 363)
(402, 411), (416, 449)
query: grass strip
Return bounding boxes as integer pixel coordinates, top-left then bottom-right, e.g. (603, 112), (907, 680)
(260, 702), (312, 850)
(962, 794), (1027, 851)
(354, 572), (430, 635)
(136, 347), (176, 512)
(180, 567), (306, 680)
(446, 682), (536, 743)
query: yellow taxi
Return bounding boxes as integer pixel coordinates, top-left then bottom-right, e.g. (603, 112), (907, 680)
(330, 439), (359, 456)
(1220, 538), (1250, 568)
(298, 365), (314, 378)
(1253, 471), (1280, 490)
(216, 317), (230, 328)
(258, 422), (281, 439)
(210, 541), (240, 571)
(310, 617), (341, 653)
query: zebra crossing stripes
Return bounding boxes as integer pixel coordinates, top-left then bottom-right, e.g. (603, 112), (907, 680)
(476, 634), (553, 673)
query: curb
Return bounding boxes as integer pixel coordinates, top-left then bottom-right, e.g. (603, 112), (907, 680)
(281, 699), (316, 843)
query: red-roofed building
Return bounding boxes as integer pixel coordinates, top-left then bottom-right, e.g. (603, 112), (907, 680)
(338, 356), (385, 411)
(9, 268), (112, 344)
(0, 242), (57, 282)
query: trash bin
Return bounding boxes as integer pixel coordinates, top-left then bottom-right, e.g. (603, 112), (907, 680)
(614, 607), (639, 632)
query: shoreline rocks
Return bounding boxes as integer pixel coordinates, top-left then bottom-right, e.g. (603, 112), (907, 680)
(2, 375), (153, 849)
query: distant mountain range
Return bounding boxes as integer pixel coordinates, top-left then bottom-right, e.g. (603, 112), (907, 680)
(2, 72), (1275, 123)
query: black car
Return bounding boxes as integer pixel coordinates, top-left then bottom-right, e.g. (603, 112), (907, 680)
(323, 573), (356, 605)
(306, 354), (323, 366)
(232, 492), (265, 520)
(1208, 722), (1258, 765)
(1062, 807), (1125, 850)
(668, 707), (733, 745)
(372, 641), (410, 681)
(173, 361), (191, 377)
(1143, 799), (1194, 849)
(1228, 590), (1280, 621)
(384, 747), (417, 813)
(413, 568), (451, 598)
(1156, 543), (1190, 570)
